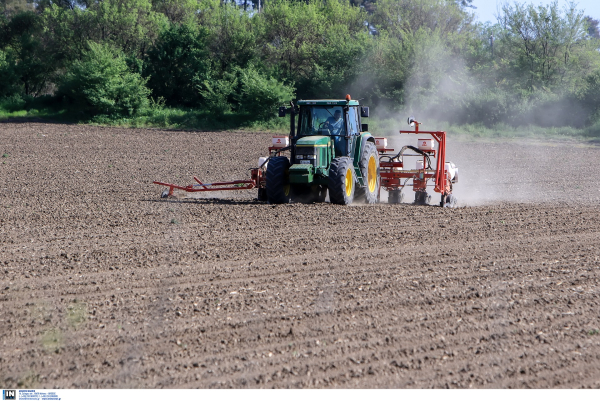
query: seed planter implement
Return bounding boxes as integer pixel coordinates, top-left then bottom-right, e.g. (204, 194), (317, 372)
(377, 118), (458, 206)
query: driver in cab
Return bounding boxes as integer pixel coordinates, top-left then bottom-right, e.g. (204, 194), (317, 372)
(323, 110), (343, 135)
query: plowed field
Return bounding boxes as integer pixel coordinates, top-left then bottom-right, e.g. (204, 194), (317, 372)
(1, 123), (600, 388)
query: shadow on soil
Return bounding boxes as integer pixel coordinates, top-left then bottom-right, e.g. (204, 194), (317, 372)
(142, 198), (264, 206)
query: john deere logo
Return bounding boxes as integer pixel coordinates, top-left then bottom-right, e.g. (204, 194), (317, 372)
(3, 390), (16, 400)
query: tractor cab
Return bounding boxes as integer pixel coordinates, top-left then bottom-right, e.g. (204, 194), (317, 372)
(292, 99), (369, 157)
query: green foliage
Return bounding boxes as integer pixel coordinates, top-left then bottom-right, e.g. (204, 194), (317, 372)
(199, 73), (237, 114)
(497, 1), (590, 92)
(58, 42), (150, 117)
(371, 0), (472, 37)
(86, 0), (167, 57)
(261, 0), (368, 99)
(0, 11), (56, 96)
(581, 69), (600, 122)
(144, 23), (211, 106)
(0, 0), (597, 132)
(198, 65), (295, 119)
(205, 1), (258, 73)
(0, 49), (19, 97)
(235, 65), (295, 119)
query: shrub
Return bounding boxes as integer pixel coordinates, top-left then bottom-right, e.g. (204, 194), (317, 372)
(58, 42), (150, 117)
(235, 65), (295, 120)
(0, 50), (20, 98)
(198, 65), (295, 119)
(144, 23), (211, 107)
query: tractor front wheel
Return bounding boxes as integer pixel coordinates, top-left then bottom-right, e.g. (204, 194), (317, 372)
(266, 156), (291, 204)
(328, 157), (355, 205)
(355, 142), (380, 204)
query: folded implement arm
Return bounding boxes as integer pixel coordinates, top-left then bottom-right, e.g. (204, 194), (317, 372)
(154, 169), (264, 198)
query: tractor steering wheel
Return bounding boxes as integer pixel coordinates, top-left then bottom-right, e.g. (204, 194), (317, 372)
(319, 121), (332, 134)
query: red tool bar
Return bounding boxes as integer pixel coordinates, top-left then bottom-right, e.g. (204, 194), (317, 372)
(153, 177), (257, 197)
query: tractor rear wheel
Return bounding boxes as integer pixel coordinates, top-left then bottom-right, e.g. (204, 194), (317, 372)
(355, 142), (380, 204)
(328, 157), (355, 205)
(266, 156), (291, 204)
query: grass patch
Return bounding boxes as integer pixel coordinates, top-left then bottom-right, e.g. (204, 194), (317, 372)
(41, 328), (63, 353)
(67, 300), (87, 329)
(89, 103), (291, 132)
(0, 95), (76, 123)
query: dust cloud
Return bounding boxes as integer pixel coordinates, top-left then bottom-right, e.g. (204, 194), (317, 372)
(361, 36), (589, 206)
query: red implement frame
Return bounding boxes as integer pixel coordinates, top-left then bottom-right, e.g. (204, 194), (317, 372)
(154, 169), (264, 197)
(153, 146), (289, 197)
(379, 121), (450, 196)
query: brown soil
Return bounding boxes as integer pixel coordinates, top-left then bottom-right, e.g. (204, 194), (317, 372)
(1, 122), (600, 389)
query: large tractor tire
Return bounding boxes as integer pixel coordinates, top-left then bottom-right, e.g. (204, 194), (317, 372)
(266, 156), (291, 204)
(328, 157), (355, 205)
(355, 141), (380, 204)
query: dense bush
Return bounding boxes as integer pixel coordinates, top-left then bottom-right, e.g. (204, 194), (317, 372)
(235, 65), (295, 119)
(198, 65), (295, 119)
(144, 23), (211, 107)
(57, 42), (150, 117)
(0, 49), (19, 98)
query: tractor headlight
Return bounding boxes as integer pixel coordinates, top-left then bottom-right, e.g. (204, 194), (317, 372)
(296, 155), (305, 160)
(305, 154), (316, 160)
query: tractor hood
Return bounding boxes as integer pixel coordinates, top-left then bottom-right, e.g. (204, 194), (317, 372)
(296, 136), (330, 147)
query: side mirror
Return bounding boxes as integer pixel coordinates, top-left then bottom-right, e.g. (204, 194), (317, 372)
(408, 116), (415, 126)
(360, 107), (369, 118)
(361, 123), (368, 132)
(278, 107), (287, 117)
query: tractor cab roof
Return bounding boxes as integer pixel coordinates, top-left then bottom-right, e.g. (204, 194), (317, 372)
(297, 99), (360, 106)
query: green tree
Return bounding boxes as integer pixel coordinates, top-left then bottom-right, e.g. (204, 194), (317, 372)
(0, 48), (19, 97)
(371, 0), (473, 39)
(58, 42), (150, 116)
(261, 0), (369, 99)
(498, 1), (589, 91)
(0, 11), (55, 96)
(144, 23), (211, 106)
(235, 64), (295, 119)
(204, 1), (259, 74)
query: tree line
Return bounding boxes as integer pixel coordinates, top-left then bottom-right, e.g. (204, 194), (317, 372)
(1, 0), (599, 128)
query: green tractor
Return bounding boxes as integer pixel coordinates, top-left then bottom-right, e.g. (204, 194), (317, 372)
(266, 96), (379, 205)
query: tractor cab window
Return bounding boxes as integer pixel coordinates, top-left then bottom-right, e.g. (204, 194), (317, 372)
(347, 106), (359, 135)
(297, 106), (347, 137)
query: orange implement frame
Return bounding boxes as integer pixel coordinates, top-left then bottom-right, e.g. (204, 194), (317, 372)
(154, 169), (264, 198)
(379, 121), (450, 196)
